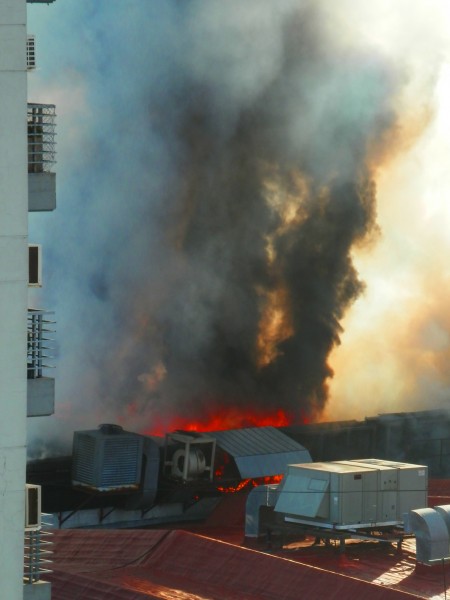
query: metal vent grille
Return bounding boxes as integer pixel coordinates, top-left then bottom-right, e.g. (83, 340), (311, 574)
(27, 35), (36, 70)
(100, 438), (141, 487)
(73, 436), (96, 485)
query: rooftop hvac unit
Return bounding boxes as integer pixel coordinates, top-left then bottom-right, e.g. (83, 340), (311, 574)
(274, 459), (428, 530)
(164, 432), (216, 481)
(25, 484), (41, 531)
(27, 35), (36, 70)
(72, 424), (144, 492)
(28, 244), (42, 287)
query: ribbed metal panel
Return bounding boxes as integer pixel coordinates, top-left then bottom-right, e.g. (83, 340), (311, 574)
(208, 427), (306, 456)
(72, 435), (96, 485)
(72, 427), (143, 490)
(207, 427), (311, 478)
(100, 438), (141, 487)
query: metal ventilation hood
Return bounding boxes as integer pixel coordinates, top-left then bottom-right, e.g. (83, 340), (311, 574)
(204, 426), (311, 479)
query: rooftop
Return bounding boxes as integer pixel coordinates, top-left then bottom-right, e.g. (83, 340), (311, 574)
(46, 481), (450, 600)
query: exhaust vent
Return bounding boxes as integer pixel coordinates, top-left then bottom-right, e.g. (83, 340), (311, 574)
(164, 432), (216, 481)
(27, 35), (36, 70)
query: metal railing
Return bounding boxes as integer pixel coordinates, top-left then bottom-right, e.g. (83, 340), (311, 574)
(27, 103), (56, 174)
(27, 309), (56, 379)
(23, 520), (53, 585)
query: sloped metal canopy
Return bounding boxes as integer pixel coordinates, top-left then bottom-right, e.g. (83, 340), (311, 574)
(205, 426), (311, 478)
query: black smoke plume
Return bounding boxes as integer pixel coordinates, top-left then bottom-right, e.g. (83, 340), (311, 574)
(28, 1), (401, 441)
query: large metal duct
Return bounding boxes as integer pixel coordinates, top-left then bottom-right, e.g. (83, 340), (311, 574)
(245, 484), (280, 538)
(124, 436), (160, 510)
(409, 507), (450, 565)
(434, 504), (450, 534)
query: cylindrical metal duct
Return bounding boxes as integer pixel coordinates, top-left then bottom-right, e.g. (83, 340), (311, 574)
(435, 505), (450, 535)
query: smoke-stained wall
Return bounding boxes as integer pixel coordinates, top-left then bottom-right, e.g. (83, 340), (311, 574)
(27, 0), (448, 450)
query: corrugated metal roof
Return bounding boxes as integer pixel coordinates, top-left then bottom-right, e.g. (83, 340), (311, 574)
(44, 486), (450, 600)
(48, 528), (418, 600)
(208, 426), (305, 455)
(205, 426), (311, 478)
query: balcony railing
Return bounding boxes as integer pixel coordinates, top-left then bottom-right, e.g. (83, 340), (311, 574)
(23, 525), (52, 585)
(27, 104), (56, 174)
(27, 310), (55, 380)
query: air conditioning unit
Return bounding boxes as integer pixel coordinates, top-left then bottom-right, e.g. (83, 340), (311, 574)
(274, 459), (428, 530)
(25, 484), (41, 531)
(27, 36), (36, 70)
(28, 244), (42, 287)
(72, 425), (144, 492)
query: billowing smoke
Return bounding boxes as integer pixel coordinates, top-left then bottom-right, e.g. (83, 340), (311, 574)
(27, 1), (448, 449)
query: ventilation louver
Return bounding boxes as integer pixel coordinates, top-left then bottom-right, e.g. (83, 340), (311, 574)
(72, 425), (144, 492)
(27, 35), (36, 70)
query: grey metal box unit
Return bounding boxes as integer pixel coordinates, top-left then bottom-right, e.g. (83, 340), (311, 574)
(274, 458), (427, 529)
(72, 424), (144, 492)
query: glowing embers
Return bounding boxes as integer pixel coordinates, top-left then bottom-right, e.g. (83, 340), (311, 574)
(216, 475), (283, 494)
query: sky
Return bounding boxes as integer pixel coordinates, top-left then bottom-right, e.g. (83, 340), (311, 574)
(27, 1), (450, 454)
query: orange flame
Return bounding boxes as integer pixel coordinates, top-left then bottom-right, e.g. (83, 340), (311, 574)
(143, 407), (293, 437)
(216, 474), (284, 494)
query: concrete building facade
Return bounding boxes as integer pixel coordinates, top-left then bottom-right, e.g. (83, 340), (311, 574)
(1, 2), (55, 597)
(0, 3), (29, 597)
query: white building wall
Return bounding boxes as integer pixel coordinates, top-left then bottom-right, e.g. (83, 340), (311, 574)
(0, 2), (29, 598)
